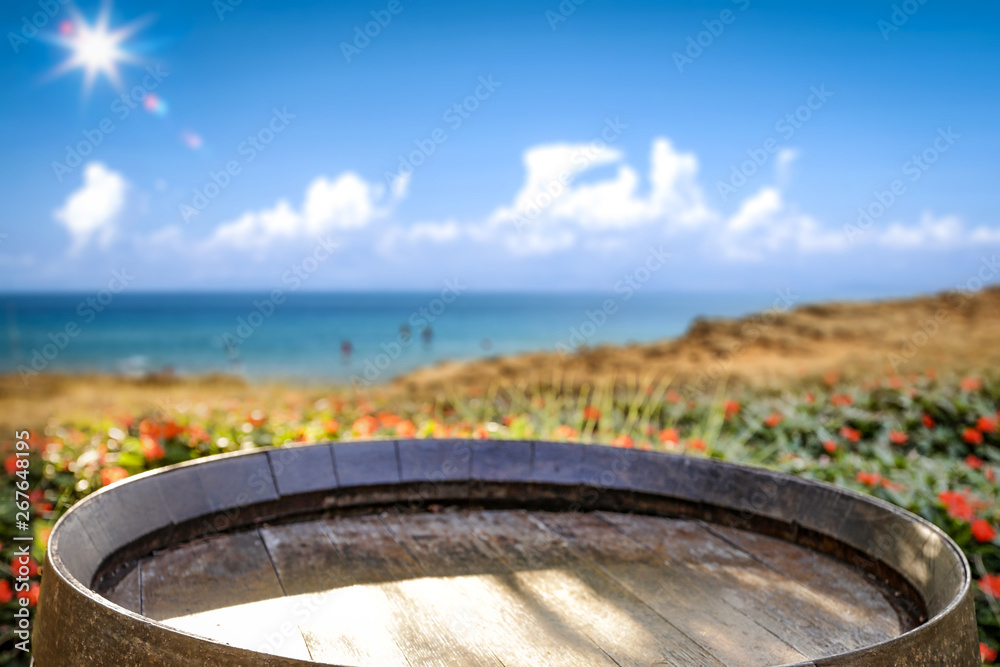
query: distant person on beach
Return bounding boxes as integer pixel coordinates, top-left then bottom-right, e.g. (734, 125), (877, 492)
(399, 323), (411, 343)
(340, 339), (353, 363)
(421, 325), (433, 348)
(223, 337), (241, 370)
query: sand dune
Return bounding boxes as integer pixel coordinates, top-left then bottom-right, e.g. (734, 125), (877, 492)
(391, 285), (1000, 395)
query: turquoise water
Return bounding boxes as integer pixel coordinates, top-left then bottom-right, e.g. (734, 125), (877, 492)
(0, 291), (851, 382)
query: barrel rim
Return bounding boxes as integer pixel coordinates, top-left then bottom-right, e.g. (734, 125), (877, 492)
(38, 439), (978, 666)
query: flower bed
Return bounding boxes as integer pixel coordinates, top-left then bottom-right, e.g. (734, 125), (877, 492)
(1, 372), (998, 664)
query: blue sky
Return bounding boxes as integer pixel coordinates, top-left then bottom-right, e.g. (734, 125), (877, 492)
(1, 0), (998, 294)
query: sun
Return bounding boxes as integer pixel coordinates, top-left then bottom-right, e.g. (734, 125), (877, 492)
(52, 4), (149, 93)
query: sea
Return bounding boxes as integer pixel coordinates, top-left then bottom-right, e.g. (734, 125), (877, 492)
(0, 290), (897, 383)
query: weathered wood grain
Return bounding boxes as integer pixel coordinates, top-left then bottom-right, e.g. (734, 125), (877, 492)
(381, 512), (621, 667)
(321, 515), (499, 667)
(597, 511), (879, 659)
(534, 511), (808, 666)
(707, 522), (907, 641)
(115, 509), (915, 666)
(102, 562), (141, 615)
(139, 529), (312, 661)
(462, 509), (726, 667)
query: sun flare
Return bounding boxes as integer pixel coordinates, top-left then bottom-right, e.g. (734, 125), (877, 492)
(52, 5), (148, 93)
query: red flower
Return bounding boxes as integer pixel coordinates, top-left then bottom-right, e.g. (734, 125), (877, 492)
(658, 427), (679, 444)
(473, 425), (490, 440)
(138, 419), (160, 438)
(247, 411), (266, 428)
(888, 430), (908, 445)
(979, 573), (1000, 598)
(988, 468), (997, 483)
(981, 643), (997, 664)
(921, 414), (935, 429)
(10, 555), (39, 578)
(553, 425), (577, 440)
(963, 428), (984, 445)
(0, 580), (12, 604)
(665, 390), (682, 404)
(855, 471), (882, 487)
(583, 406), (601, 421)
(830, 394), (853, 407)
(323, 419), (340, 435)
(723, 400), (740, 419)
(977, 416), (997, 433)
(352, 416), (378, 437)
(188, 425), (210, 445)
(822, 440), (837, 454)
(764, 413), (783, 428)
(960, 376), (982, 392)
(162, 421), (183, 439)
(966, 455), (984, 470)
(823, 370), (840, 386)
(100, 466), (129, 487)
(17, 582), (40, 607)
(804, 392), (815, 404)
(972, 519), (997, 543)
(840, 426), (861, 443)
(612, 434), (634, 448)
(395, 420), (416, 438)
(140, 436), (165, 460)
(939, 490), (975, 522)
(4, 454), (21, 475)
(378, 412), (402, 429)
(686, 438), (707, 452)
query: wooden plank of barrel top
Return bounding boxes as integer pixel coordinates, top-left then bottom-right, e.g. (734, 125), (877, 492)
(33, 440), (982, 666)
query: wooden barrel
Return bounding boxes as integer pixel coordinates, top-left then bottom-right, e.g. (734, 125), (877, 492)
(34, 440), (979, 666)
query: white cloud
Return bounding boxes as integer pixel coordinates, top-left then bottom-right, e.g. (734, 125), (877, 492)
(504, 228), (576, 256)
(191, 136), (999, 266)
(488, 137), (713, 233)
(878, 212), (1000, 249)
(303, 174), (378, 233)
(775, 148), (800, 185)
(970, 226), (1000, 244)
(376, 220), (462, 257)
(720, 187), (846, 260)
(206, 171), (405, 250)
(54, 162), (127, 253)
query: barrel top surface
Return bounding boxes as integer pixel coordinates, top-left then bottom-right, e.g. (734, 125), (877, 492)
(102, 508), (912, 666)
(34, 440), (981, 667)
